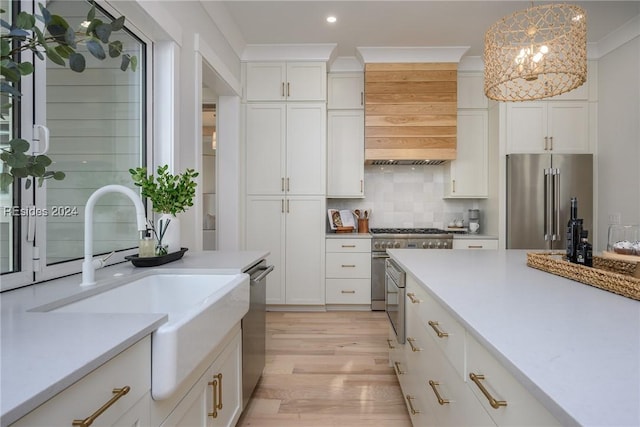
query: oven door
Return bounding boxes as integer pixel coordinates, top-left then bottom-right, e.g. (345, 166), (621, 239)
(371, 252), (388, 311)
(385, 260), (406, 344)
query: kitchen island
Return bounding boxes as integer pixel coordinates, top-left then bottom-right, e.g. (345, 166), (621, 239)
(388, 249), (640, 426)
(0, 250), (268, 426)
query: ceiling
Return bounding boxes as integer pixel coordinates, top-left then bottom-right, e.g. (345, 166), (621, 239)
(221, 1), (640, 60)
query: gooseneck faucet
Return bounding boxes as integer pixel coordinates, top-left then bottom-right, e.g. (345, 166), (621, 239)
(82, 185), (147, 286)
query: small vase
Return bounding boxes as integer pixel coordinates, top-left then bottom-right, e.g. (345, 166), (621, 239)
(157, 213), (180, 254)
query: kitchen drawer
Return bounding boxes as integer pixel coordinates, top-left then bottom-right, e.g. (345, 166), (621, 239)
(406, 276), (466, 379)
(326, 279), (371, 304)
(466, 334), (561, 426)
(326, 238), (371, 253)
(453, 239), (498, 250)
(326, 252), (371, 278)
(11, 336), (150, 427)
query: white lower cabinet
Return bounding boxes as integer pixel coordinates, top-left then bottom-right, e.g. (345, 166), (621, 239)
(11, 336), (151, 427)
(393, 275), (560, 426)
(325, 237), (371, 306)
(160, 327), (242, 427)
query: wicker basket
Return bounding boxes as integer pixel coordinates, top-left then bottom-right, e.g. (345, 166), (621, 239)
(526, 252), (640, 301)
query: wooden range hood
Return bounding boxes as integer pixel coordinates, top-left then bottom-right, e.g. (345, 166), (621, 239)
(364, 63), (457, 164)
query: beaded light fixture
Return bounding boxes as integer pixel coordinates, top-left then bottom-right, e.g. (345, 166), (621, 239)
(484, 3), (587, 102)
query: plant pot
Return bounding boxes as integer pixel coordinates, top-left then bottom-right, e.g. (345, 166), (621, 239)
(157, 213), (181, 254)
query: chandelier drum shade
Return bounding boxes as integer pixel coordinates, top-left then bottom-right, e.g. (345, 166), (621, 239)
(484, 3), (587, 102)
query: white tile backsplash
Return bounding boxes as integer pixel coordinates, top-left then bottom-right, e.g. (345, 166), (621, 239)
(328, 165), (477, 229)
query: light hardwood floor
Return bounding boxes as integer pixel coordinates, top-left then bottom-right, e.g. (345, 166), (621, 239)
(237, 311), (412, 427)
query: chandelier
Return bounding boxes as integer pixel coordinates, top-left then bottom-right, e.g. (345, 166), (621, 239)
(484, 3), (587, 102)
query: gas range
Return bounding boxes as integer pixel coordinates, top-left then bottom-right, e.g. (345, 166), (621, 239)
(370, 228), (453, 251)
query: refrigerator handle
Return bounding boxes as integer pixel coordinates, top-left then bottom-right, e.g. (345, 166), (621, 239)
(553, 168), (561, 241)
(544, 169), (550, 241)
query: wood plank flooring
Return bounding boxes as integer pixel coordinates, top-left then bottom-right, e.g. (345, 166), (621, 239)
(236, 311), (412, 427)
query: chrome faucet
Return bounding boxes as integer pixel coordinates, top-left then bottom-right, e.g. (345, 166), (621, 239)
(82, 185), (147, 286)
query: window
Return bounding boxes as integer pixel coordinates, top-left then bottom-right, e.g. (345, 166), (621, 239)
(1, 0), (150, 290)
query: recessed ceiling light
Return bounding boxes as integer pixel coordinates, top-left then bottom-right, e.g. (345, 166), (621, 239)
(326, 16), (337, 23)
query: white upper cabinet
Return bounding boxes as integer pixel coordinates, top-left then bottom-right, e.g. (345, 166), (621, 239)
(445, 110), (488, 198)
(506, 101), (590, 153)
(327, 110), (365, 198)
(328, 72), (364, 109)
(245, 62), (327, 101)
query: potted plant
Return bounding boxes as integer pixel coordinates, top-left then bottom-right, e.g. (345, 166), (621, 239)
(1, 3), (136, 190)
(130, 165), (198, 255)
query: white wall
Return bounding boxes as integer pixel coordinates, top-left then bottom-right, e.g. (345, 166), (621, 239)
(596, 35), (640, 250)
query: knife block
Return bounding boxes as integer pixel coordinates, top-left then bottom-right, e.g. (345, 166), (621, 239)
(358, 218), (369, 234)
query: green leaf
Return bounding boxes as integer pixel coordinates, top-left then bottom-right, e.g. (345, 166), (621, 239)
(0, 172), (13, 190)
(17, 62), (33, 76)
(7, 153), (28, 168)
(30, 163), (45, 176)
(35, 155), (52, 167)
(10, 138), (30, 153)
(94, 23), (112, 43)
(47, 24), (66, 43)
(120, 54), (130, 71)
(16, 11), (35, 29)
(39, 4), (51, 25)
(33, 26), (46, 47)
(11, 167), (28, 178)
(111, 16), (125, 32)
(48, 14), (70, 31)
(1, 38), (10, 56)
(45, 46), (65, 66)
(1, 82), (22, 98)
(108, 40), (122, 58)
(53, 171), (65, 180)
(130, 55), (138, 72)
(64, 26), (76, 48)
(26, 178), (32, 189)
(86, 18), (102, 37)
(1, 66), (20, 83)
(54, 45), (74, 59)
(86, 39), (105, 60)
(69, 52), (85, 72)
(87, 4), (96, 21)
(34, 50), (44, 61)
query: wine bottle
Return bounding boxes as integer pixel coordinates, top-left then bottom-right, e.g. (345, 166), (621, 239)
(566, 197), (583, 263)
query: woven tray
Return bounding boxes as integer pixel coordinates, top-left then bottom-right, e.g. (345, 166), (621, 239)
(526, 252), (640, 301)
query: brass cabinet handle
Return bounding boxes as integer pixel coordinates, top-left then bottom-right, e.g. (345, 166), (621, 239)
(360, 91), (364, 106)
(469, 372), (507, 409)
(428, 380), (450, 405)
(428, 320), (449, 338)
(281, 82), (285, 97)
(208, 378), (218, 418)
(72, 386), (130, 427)
(452, 179), (456, 193)
(286, 177), (290, 192)
(405, 394), (420, 415)
(360, 179), (364, 193)
(286, 199), (290, 213)
(341, 290), (356, 294)
(407, 337), (421, 352)
(468, 245), (484, 249)
(287, 82), (290, 97)
(549, 136), (554, 150)
(217, 373), (223, 410)
(341, 244), (356, 248)
(281, 177), (285, 192)
(544, 136), (549, 150)
(386, 338), (395, 349)
(407, 292), (421, 304)
(341, 264), (356, 268)
(394, 361), (405, 375)
(281, 199), (285, 213)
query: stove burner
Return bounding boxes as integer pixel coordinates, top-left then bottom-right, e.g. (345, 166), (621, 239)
(370, 227), (448, 235)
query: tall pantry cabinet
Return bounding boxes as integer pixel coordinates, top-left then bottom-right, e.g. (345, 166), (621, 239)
(244, 62), (327, 306)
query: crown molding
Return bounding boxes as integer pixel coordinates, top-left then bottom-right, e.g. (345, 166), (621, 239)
(241, 44), (337, 62)
(590, 14), (640, 59)
(356, 46), (470, 64)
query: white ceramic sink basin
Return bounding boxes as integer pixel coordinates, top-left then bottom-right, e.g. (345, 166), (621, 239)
(51, 273), (250, 400)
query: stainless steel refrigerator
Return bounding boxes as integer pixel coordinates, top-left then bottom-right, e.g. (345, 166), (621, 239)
(507, 154), (593, 249)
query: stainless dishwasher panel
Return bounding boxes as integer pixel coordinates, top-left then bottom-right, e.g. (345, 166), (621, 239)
(242, 260), (274, 409)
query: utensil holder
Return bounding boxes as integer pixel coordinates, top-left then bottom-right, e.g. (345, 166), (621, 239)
(358, 218), (369, 233)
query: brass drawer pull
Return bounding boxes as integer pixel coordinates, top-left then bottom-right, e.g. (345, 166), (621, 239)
(208, 378), (218, 418)
(341, 290), (356, 294)
(407, 292), (421, 304)
(407, 337), (421, 352)
(341, 264), (356, 268)
(405, 394), (420, 415)
(428, 380), (450, 405)
(468, 245), (484, 249)
(394, 361), (405, 375)
(72, 386), (130, 427)
(428, 320), (449, 338)
(217, 373), (223, 410)
(469, 372), (507, 409)
(341, 244), (356, 248)
(386, 338), (395, 349)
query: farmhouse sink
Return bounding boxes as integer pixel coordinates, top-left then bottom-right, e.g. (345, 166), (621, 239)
(49, 272), (250, 400)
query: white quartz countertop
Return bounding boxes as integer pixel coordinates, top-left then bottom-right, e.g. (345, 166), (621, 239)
(388, 249), (640, 427)
(326, 232), (372, 239)
(0, 250), (268, 426)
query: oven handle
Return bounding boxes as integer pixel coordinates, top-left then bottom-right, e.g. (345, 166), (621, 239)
(372, 253), (390, 259)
